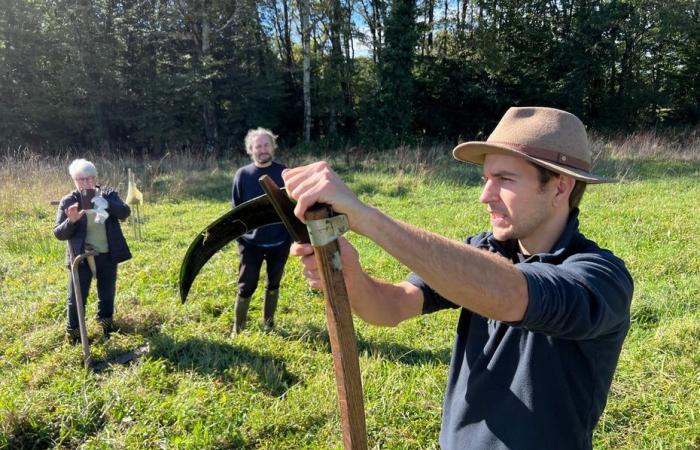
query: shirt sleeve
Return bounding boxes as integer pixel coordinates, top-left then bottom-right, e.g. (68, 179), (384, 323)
(407, 272), (460, 314)
(514, 251), (633, 340)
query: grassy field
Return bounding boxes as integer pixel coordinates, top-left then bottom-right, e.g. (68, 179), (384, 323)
(1, 137), (699, 449)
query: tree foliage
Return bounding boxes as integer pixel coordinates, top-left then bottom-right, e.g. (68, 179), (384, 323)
(1, 0), (698, 153)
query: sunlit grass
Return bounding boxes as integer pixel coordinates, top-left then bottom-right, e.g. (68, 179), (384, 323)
(1, 137), (699, 448)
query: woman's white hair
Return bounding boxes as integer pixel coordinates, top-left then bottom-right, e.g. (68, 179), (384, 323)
(244, 127), (278, 154)
(68, 158), (98, 179)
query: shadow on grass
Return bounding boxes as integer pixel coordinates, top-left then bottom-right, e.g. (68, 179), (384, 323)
(277, 323), (451, 366)
(630, 303), (661, 330)
(2, 401), (106, 450)
(2, 420), (54, 450)
(148, 334), (299, 396)
(92, 342), (150, 373)
(182, 172), (232, 201)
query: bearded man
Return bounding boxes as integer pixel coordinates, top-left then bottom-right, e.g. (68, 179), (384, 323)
(230, 127), (292, 336)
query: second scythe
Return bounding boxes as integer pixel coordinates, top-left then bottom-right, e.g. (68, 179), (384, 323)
(179, 175), (368, 450)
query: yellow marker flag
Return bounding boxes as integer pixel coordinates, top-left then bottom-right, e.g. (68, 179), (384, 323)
(125, 168), (144, 240)
(125, 168), (143, 206)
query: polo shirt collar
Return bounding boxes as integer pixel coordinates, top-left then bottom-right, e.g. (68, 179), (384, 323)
(487, 209), (581, 264)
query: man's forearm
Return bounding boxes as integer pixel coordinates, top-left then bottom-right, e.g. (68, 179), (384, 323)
(345, 266), (423, 327)
(306, 236), (424, 327)
(354, 207), (528, 322)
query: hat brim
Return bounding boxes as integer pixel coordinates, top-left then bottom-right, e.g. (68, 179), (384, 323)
(453, 142), (616, 184)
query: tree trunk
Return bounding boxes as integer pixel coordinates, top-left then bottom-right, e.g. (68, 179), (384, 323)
(374, 0), (385, 63)
(299, 0), (312, 143)
(272, 0), (295, 85)
(328, 0), (344, 138)
(425, 0), (434, 56)
(200, 18), (219, 154)
(283, 0), (294, 81)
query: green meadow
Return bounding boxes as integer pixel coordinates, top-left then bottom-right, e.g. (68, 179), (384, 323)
(1, 140), (699, 449)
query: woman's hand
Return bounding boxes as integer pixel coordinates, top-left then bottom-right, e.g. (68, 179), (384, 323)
(65, 202), (85, 223)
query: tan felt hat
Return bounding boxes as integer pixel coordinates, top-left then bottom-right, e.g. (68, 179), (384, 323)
(453, 106), (615, 183)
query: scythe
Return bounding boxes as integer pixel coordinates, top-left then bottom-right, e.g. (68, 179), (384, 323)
(179, 175), (368, 450)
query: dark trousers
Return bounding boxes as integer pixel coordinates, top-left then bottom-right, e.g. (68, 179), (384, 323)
(237, 241), (291, 298)
(66, 252), (118, 329)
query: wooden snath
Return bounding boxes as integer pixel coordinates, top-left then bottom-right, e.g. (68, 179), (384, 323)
(259, 176), (368, 449)
(306, 205), (368, 450)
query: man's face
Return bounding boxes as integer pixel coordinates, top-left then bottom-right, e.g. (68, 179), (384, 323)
(250, 134), (274, 167)
(480, 154), (557, 245)
(73, 174), (96, 191)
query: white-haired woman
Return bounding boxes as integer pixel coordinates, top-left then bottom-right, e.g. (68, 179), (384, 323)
(53, 158), (132, 343)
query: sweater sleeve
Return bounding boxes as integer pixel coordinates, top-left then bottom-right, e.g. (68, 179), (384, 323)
(515, 251), (633, 340)
(53, 196), (79, 241)
(105, 191), (131, 220)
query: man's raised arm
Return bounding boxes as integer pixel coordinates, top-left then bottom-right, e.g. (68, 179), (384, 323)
(283, 161), (529, 323)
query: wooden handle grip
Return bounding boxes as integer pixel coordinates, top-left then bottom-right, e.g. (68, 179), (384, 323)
(306, 205), (368, 450)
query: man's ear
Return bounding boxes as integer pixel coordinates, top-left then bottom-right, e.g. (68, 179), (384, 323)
(553, 175), (576, 207)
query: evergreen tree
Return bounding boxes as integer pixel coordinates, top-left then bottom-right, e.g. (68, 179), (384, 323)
(369, 0), (418, 145)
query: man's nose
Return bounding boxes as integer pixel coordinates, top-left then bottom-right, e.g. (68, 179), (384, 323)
(479, 180), (498, 204)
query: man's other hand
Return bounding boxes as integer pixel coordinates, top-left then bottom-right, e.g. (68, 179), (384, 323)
(290, 237), (362, 290)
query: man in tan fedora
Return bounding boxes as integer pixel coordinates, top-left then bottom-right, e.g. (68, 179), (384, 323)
(284, 106), (633, 449)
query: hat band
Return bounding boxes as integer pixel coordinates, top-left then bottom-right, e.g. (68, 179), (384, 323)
(489, 141), (590, 172)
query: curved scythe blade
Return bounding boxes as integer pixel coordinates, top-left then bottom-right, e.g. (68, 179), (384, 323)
(180, 191), (284, 303)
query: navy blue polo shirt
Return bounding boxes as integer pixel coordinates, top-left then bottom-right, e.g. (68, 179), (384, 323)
(408, 210), (633, 450)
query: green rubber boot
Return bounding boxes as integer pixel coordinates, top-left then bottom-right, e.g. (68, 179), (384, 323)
(231, 295), (252, 338)
(263, 289), (279, 331)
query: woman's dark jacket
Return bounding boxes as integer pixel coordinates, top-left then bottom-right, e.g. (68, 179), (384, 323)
(53, 188), (132, 267)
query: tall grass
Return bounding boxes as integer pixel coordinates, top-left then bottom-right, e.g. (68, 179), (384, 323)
(1, 133), (699, 449)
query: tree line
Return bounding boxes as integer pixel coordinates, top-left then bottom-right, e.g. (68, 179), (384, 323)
(1, 0), (698, 154)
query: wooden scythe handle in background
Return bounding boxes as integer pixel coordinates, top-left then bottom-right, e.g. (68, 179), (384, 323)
(305, 205), (368, 450)
(69, 247), (97, 369)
